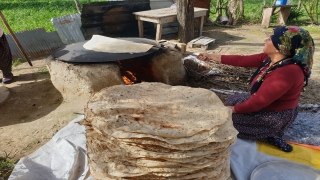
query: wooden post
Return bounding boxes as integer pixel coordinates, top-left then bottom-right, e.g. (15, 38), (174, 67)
(0, 11), (33, 66)
(73, 0), (81, 14)
(177, 0), (195, 43)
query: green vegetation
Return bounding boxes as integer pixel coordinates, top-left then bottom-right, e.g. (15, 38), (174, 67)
(38, 67), (49, 74)
(210, 0), (314, 25)
(0, 0), (107, 33)
(12, 58), (24, 67)
(22, 139), (41, 152)
(0, 0), (317, 34)
(0, 152), (15, 179)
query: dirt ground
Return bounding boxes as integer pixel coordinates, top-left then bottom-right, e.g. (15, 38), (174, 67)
(0, 24), (320, 166)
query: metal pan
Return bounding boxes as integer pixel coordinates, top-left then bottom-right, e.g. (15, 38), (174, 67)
(52, 38), (160, 63)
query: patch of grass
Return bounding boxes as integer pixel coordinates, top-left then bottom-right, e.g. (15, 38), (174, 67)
(12, 58), (24, 67)
(22, 140), (41, 152)
(0, 152), (16, 179)
(0, 0), (108, 33)
(287, 7), (305, 22)
(38, 67), (49, 74)
(209, 0), (317, 25)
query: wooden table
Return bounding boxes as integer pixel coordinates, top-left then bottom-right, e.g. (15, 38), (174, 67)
(262, 5), (297, 27)
(133, 7), (208, 41)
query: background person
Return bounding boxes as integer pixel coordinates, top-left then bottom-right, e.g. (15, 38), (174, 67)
(0, 25), (13, 83)
(197, 26), (315, 152)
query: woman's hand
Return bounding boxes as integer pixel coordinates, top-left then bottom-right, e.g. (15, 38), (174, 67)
(196, 53), (211, 61)
(227, 106), (236, 113)
(197, 53), (222, 63)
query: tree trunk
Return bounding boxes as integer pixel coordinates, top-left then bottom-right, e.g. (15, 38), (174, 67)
(227, 0), (238, 25)
(239, 0), (244, 20)
(74, 0), (81, 14)
(177, 0), (195, 43)
(298, 0), (302, 8)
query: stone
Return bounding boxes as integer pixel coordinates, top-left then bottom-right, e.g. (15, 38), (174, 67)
(46, 58), (124, 101)
(46, 48), (186, 102)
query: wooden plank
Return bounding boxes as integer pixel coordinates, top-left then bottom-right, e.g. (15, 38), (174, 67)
(136, 16), (160, 23)
(82, 1), (151, 15)
(191, 37), (215, 45)
(264, 5), (298, 8)
(187, 36), (215, 50)
(261, 7), (274, 27)
(159, 16), (177, 24)
(162, 27), (178, 35)
(278, 7), (291, 25)
(82, 14), (136, 27)
(194, 10), (207, 18)
(199, 16), (204, 36)
(100, 22), (139, 33)
(134, 7), (177, 17)
(156, 23), (163, 40)
(133, 7), (207, 18)
(138, 20), (144, 37)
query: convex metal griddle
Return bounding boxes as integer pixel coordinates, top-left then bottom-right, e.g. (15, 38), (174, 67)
(52, 38), (160, 63)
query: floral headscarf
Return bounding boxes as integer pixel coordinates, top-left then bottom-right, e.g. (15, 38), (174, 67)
(271, 26), (315, 86)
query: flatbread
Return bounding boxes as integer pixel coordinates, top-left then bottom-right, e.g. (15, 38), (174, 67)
(85, 82), (237, 139)
(83, 35), (154, 53)
(84, 82), (237, 180)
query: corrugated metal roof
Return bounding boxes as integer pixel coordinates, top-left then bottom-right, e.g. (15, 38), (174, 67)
(51, 13), (85, 45)
(5, 28), (64, 61)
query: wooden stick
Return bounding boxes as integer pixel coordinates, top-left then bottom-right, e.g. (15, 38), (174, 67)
(272, 0), (277, 6)
(73, 0), (81, 14)
(0, 11), (33, 66)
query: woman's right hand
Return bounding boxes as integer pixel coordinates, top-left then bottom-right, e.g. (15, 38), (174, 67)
(197, 53), (222, 63)
(196, 53), (211, 61)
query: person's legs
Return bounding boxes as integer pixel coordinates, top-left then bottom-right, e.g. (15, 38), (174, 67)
(0, 35), (13, 83)
(225, 93), (298, 152)
(266, 137), (293, 152)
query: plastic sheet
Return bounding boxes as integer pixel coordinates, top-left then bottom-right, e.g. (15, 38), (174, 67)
(283, 110), (320, 146)
(182, 54), (222, 75)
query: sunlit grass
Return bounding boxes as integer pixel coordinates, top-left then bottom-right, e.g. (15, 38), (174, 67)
(210, 0), (312, 25)
(0, 0), (107, 33)
(0, 0), (318, 34)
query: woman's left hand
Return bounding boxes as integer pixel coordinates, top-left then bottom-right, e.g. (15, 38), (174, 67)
(227, 106), (236, 113)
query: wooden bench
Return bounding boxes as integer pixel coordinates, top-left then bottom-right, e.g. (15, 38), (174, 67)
(262, 5), (297, 27)
(133, 7), (208, 41)
(187, 36), (215, 50)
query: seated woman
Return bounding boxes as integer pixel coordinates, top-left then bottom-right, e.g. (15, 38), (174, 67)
(197, 26), (315, 152)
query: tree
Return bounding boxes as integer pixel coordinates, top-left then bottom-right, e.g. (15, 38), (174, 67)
(177, 0), (195, 43)
(302, 0), (319, 25)
(74, 0), (81, 14)
(227, 0), (244, 25)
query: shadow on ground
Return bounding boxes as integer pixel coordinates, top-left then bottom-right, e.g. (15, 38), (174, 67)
(0, 71), (63, 127)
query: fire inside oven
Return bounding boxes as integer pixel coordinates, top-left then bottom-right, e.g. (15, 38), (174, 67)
(117, 53), (155, 85)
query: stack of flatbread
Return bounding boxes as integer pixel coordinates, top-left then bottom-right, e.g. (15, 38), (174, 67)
(83, 82), (238, 180)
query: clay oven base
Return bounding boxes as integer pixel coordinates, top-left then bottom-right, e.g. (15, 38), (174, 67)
(46, 48), (186, 102)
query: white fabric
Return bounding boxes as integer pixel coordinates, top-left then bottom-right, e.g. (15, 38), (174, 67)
(9, 116), (320, 180)
(9, 115), (94, 180)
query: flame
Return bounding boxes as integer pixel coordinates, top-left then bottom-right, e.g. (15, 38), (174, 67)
(122, 71), (137, 85)
(122, 76), (134, 85)
(118, 60), (149, 85)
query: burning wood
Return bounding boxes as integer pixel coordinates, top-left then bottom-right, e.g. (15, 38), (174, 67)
(122, 71), (137, 85)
